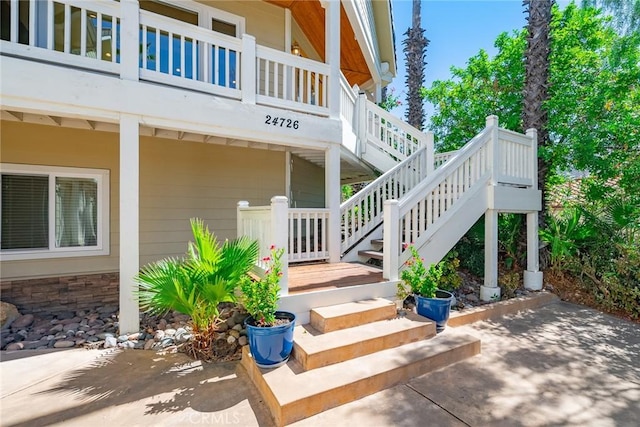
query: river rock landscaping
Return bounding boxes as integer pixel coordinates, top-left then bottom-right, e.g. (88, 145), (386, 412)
(0, 302), (249, 361)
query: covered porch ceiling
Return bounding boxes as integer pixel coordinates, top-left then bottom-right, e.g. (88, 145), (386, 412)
(265, 0), (372, 87)
(1, 109), (378, 184)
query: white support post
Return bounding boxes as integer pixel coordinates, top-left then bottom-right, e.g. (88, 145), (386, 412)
(237, 200), (249, 239)
(241, 34), (257, 105)
(324, 0), (340, 119)
(486, 115), (499, 186)
(374, 82), (382, 104)
(120, 0), (140, 82)
(481, 209), (501, 301)
(524, 127), (543, 290)
(119, 114), (140, 334)
(425, 131), (435, 175)
(356, 91), (368, 156)
(383, 200), (400, 281)
(326, 144), (341, 263)
(270, 196), (289, 295)
(284, 9), (292, 54)
(524, 212), (544, 290)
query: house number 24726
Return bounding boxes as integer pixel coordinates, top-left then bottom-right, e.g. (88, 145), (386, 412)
(265, 115), (299, 130)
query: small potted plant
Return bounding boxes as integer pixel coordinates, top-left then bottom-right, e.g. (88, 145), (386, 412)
(400, 244), (454, 332)
(240, 245), (296, 368)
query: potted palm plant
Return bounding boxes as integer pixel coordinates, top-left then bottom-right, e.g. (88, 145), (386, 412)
(240, 245), (296, 369)
(136, 218), (259, 360)
(399, 245), (454, 333)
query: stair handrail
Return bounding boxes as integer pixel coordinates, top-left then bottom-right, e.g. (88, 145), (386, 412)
(360, 96), (429, 164)
(340, 137), (434, 253)
(434, 150), (459, 169)
(383, 122), (495, 280)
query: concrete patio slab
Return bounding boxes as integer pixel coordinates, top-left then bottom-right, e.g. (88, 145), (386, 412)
(0, 299), (637, 426)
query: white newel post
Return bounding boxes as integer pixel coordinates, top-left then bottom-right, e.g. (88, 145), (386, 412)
(426, 131), (435, 175)
(325, 0), (340, 119)
(241, 34), (256, 105)
(383, 200), (400, 281)
(270, 196), (289, 295)
(486, 115), (499, 186)
(119, 114), (140, 334)
(120, 0), (140, 82)
(326, 144), (341, 263)
(524, 128), (544, 290)
(481, 209), (500, 301)
(237, 200), (249, 238)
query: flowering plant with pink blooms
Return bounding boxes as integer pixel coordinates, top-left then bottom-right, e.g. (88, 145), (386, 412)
(400, 244), (443, 299)
(240, 245), (285, 326)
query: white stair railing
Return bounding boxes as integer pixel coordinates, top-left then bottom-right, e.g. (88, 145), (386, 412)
(340, 139), (434, 253)
(357, 95), (430, 171)
(434, 150), (458, 169)
(383, 116), (537, 280)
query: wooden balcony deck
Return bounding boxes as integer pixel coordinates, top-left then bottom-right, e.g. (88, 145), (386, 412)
(287, 262), (384, 294)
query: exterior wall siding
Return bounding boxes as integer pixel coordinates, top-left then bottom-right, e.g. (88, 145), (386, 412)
(290, 154), (325, 208)
(199, 0), (286, 50)
(0, 121), (286, 280)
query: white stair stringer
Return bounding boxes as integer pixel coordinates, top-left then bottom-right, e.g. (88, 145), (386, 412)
(409, 178), (490, 269)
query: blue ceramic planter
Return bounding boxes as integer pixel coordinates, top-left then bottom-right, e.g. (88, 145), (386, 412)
(415, 290), (453, 333)
(245, 311), (296, 369)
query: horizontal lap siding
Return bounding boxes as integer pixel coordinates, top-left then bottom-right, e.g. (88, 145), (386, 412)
(0, 121), (285, 279)
(290, 155), (325, 208)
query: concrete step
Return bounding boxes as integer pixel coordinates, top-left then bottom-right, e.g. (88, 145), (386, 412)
(309, 297), (396, 333)
(241, 330), (481, 426)
(371, 238), (383, 245)
(358, 249), (383, 260)
(293, 313), (436, 370)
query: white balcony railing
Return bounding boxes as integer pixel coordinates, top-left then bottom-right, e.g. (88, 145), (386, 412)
(1, 0), (332, 116)
(255, 45), (330, 115)
(138, 10), (242, 99)
(237, 197), (331, 291)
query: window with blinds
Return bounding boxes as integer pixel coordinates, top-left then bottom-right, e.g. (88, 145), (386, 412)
(0, 164), (109, 260)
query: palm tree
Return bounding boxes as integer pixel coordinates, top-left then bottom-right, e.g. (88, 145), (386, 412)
(522, 0), (553, 265)
(137, 218), (259, 358)
(402, 0), (429, 130)
(581, 0), (640, 35)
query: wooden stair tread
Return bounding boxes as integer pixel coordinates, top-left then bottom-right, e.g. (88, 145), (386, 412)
(358, 250), (383, 260)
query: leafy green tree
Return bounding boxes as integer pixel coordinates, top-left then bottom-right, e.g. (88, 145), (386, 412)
(581, 0), (640, 34)
(422, 3), (640, 317)
(422, 31), (526, 151)
(423, 3), (640, 203)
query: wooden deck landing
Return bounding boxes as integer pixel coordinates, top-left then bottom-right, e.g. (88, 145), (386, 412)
(287, 262), (384, 294)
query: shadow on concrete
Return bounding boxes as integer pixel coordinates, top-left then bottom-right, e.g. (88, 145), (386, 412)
(5, 349), (274, 427)
(407, 302), (640, 427)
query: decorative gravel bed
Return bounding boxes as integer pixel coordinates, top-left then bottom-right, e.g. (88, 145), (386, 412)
(0, 301), (249, 361)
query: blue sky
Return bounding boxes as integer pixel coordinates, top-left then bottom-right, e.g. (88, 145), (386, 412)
(387, 0), (571, 121)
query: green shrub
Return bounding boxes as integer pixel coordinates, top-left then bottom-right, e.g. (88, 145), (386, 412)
(137, 218), (259, 333)
(240, 245), (285, 326)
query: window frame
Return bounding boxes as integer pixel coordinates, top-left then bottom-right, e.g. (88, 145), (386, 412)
(0, 163), (110, 261)
(151, 0), (245, 37)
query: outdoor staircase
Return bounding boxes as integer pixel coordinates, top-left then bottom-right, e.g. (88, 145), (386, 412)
(240, 298), (481, 426)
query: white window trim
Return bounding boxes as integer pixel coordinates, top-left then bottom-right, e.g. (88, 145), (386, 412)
(0, 163), (110, 261)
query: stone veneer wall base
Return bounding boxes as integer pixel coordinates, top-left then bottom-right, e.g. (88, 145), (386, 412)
(0, 273), (119, 315)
